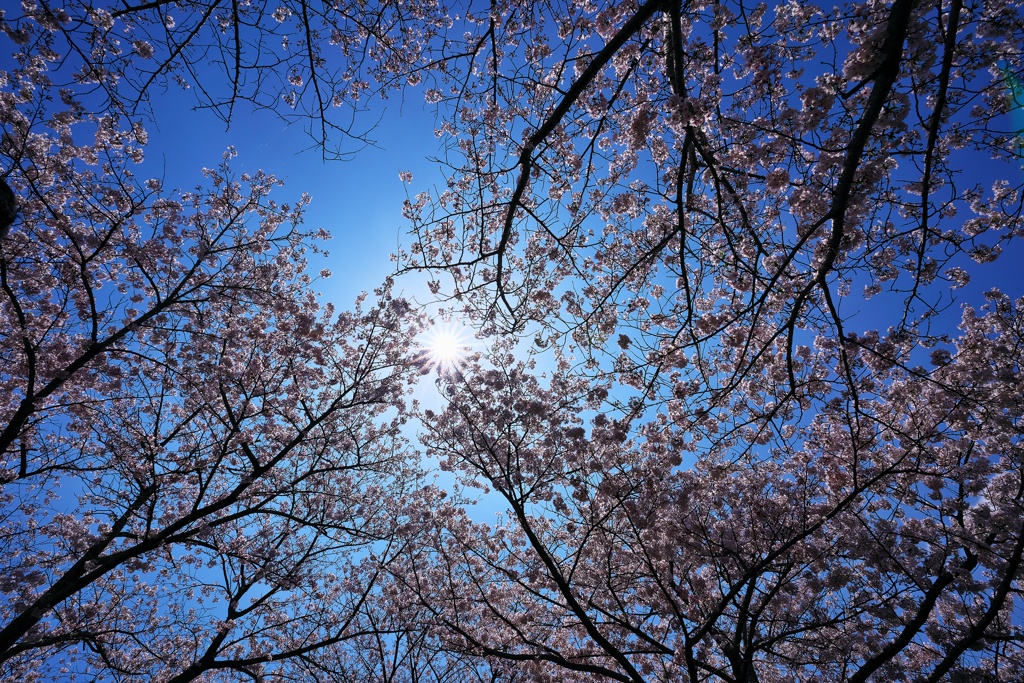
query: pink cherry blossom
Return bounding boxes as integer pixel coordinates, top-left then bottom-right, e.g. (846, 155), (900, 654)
(4, 0), (1024, 680)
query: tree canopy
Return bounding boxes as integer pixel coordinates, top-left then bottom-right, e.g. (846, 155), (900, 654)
(2, 0), (1023, 681)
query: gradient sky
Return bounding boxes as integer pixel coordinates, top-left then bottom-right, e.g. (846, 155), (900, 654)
(141, 84), (447, 308)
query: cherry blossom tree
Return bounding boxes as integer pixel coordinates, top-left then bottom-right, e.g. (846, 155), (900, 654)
(390, 0), (1021, 679)
(4, 0), (1024, 681)
(0, 49), (446, 681)
(399, 303), (1024, 681)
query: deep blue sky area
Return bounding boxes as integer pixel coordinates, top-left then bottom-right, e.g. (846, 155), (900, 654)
(141, 84), (447, 306)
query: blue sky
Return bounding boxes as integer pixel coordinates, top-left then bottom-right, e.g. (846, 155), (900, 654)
(141, 84), (447, 306)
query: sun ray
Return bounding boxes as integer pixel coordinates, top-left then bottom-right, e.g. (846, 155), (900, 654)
(420, 321), (471, 375)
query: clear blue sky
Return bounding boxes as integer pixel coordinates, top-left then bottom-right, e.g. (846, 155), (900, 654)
(142, 85), (447, 306)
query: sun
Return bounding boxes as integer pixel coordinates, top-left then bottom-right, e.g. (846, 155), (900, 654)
(420, 321), (472, 374)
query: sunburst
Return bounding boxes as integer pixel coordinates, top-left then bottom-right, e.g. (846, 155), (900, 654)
(419, 321), (472, 375)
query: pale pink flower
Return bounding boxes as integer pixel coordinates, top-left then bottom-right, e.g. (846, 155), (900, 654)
(133, 40), (155, 59)
(765, 168), (789, 194)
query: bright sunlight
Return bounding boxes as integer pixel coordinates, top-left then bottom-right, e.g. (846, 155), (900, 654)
(420, 321), (472, 375)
